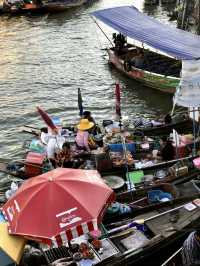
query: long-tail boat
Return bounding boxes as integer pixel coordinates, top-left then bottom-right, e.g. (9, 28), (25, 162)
(92, 6), (200, 94)
(103, 115), (196, 136)
(42, 197), (200, 266)
(1, 0), (91, 14)
(104, 176), (200, 225)
(99, 198), (200, 265)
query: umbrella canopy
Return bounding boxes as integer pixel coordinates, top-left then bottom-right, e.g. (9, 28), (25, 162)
(0, 222), (26, 266)
(2, 168), (115, 247)
(37, 106), (57, 131)
(78, 88), (83, 116)
(115, 83), (121, 118)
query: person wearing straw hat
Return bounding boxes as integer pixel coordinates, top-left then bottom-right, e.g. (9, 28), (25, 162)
(75, 119), (96, 152)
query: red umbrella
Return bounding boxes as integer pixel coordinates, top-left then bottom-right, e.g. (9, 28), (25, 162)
(115, 82), (121, 118)
(2, 169), (114, 247)
(37, 106), (57, 131)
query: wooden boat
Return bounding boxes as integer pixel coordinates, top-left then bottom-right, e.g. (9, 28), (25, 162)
(102, 157), (195, 189)
(134, 117), (195, 136)
(42, 197), (200, 266)
(92, 6), (200, 94)
(1, 0), (90, 15)
(103, 115), (195, 137)
(161, 247), (183, 266)
(99, 198), (200, 266)
(116, 172), (200, 204)
(107, 44), (180, 94)
(2, 1), (45, 14)
(103, 176), (200, 225)
(99, 154), (196, 179)
(0, 159), (25, 178)
(43, 0), (89, 12)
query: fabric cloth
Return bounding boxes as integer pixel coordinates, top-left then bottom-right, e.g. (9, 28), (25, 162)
(182, 231), (200, 266)
(132, 118), (152, 128)
(40, 132), (50, 145)
(46, 135), (65, 159)
(174, 60), (200, 108)
(75, 130), (90, 151)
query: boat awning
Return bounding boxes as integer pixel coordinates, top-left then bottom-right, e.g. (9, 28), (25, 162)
(92, 6), (200, 60)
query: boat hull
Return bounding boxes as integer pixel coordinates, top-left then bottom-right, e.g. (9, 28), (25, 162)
(43, 0), (88, 12)
(108, 49), (180, 94)
(136, 118), (194, 136)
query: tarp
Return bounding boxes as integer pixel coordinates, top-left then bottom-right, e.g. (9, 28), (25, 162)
(0, 222), (26, 265)
(92, 6), (200, 60)
(174, 60), (200, 107)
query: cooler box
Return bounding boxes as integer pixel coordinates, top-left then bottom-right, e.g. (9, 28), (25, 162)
(25, 152), (46, 178)
(108, 143), (136, 153)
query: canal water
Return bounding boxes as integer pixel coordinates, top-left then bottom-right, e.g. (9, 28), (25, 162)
(0, 0), (177, 158)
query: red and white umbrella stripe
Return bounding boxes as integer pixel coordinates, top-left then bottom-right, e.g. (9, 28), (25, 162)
(51, 219), (98, 247)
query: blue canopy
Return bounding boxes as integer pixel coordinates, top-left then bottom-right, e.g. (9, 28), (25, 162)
(92, 6), (200, 60)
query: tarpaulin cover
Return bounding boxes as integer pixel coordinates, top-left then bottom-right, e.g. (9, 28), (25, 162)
(92, 6), (200, 60)
(174, 60), (200, 107)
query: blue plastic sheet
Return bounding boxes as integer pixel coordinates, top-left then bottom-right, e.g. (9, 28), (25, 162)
(92, 6), (200, 60)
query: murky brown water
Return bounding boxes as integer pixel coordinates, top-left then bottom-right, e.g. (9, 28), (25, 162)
(0, 0), (177, 158)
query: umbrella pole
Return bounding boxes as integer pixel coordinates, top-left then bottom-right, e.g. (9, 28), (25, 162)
(121, 136), (135, 201)
(174, 129), (179, 160)
(192, 107), (196, 156)
(68, 240), (72, 249)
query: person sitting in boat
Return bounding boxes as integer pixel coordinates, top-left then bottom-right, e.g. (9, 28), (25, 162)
(83, 110), (101, 137)
(40, 127), (49, 145)
(56, 142), (73, 168)
(75, 119), (97, 152)
(113, 33), (127, 55)
(181, 229), (200, 266)
(157, 136), (175, 161)
(130, 48), (145, 69)
(46, 129), (65, 168)
(83, 111), (95, 124)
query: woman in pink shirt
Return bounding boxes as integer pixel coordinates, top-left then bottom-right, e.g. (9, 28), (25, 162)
(75, 119), (95, 152)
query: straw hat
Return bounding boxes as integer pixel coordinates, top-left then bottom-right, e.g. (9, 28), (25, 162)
(77, 119), (94, 131)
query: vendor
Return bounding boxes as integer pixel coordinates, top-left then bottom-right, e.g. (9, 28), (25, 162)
(130, 49), (145, 69)
(83, 111), (95, 124)
(83, 111), (101, 136)
(46, 129), (65, 168)
(40, 127), (49, 145)
(75, 119), (97, 152)
(158, 136), (175, 161)
(56, 142), (74, 168)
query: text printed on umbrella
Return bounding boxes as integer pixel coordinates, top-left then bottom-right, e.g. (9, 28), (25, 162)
(56, 207), (82, 229)
(5, 200), (20, 221)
